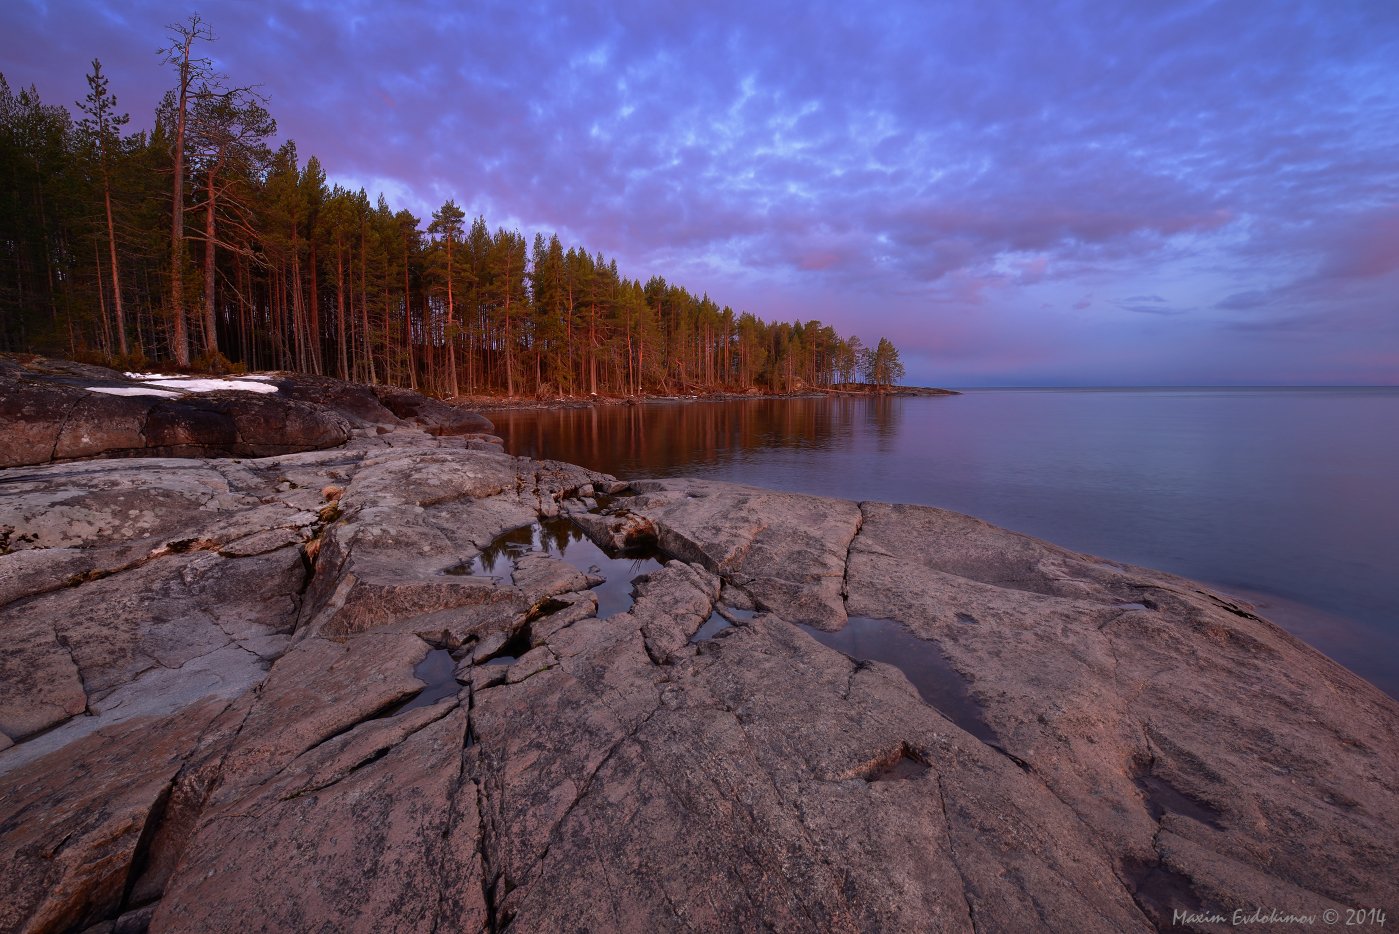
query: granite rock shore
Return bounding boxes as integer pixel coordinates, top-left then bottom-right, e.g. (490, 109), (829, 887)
(0, 366), (1395, 934)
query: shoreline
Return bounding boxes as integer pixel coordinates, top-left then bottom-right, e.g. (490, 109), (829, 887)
(450, 384), (960, 411)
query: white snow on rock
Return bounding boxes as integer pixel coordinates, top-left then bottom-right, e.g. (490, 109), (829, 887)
(120, 372), (280, 394)
(146, 378), (279, 394)
(87, 386), (183, 398)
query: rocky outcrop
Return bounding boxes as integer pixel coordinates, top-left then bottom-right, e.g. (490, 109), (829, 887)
(1, 387), (1395, 933)
(0, 355), (497, 468)
(370, 383), (496, 437)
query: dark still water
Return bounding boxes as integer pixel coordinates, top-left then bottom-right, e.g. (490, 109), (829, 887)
(491, 389), (1399, 696)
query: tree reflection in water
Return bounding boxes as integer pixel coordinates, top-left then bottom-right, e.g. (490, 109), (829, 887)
(490, 397), (904, 478)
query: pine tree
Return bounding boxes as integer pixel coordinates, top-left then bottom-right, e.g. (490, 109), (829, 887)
(427, 199), (465, 396)
(76, 59), (131, 356)
(186, 82), (274, 360)
(862, 337), (906, 389)
(159, 13), (218, 367)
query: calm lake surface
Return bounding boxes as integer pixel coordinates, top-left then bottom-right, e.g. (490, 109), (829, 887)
(491, 389), (1399, 697)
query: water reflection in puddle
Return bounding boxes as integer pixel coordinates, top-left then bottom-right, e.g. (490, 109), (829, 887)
(455, 516), (663, 618)
(690, 604), (759, 643)
(690, 611), (732, 643)
(1137, 772), (1224, 829)
(392, 648), (459, 715)
(798, 617), (999, 746)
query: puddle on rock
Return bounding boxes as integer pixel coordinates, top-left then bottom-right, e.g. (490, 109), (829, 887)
(1125, 857), (1207, 929)
(690, 611), (732, 643)
(1137, 772), (1224, 829)
(456, 524), (544, 583)
(392, 648), (459, 715)
(798, 617), (1000, 746)
(691, 602), (762, 644)
(452, 516), (663, 618)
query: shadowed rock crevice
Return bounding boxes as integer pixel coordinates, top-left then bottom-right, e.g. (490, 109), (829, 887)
(860, 742), (930, 782)
(44, 396), (82, 465)
(287, 701), (459, 803)
(115, 774), (175, 917)
(935, 772), (980, 934)
(839, 503), (866, 601)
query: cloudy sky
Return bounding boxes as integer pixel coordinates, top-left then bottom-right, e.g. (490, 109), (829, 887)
(4, 0), (1397, 385)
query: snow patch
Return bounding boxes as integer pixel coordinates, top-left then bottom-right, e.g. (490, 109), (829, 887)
(121, 372), (279, 394)
(88, 386), (183, 398)
(146, 378), (279, 394)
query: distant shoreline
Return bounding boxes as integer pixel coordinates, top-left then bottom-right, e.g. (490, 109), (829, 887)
(454, 384), (960, 411)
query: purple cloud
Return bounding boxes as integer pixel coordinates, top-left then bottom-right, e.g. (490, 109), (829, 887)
(3, 0), (1396, 385)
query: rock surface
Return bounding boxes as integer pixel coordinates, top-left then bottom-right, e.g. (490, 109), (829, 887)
(1, 375), (1395, 934)
(0, 354), (495, 468)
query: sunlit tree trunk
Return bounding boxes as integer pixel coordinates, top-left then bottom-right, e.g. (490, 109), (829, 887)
(201, 165), (219, 359)
(403, 230), (416, 390)
(335, 232), (348, 379)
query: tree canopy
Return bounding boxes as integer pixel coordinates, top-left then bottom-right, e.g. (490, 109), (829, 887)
(863, 337), (906, 389)
(0, 33), (904, 398)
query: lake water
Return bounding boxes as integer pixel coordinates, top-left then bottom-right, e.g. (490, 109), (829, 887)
(490, 389), (1399, 697)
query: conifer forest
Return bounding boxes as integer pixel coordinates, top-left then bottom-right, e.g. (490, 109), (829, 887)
(0, 19), (904, 397)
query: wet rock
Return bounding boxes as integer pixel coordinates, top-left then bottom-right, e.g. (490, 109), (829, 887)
(264, 373), (405, 428)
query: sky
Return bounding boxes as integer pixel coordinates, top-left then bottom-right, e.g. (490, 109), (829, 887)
(3, 1), (1397, 386)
